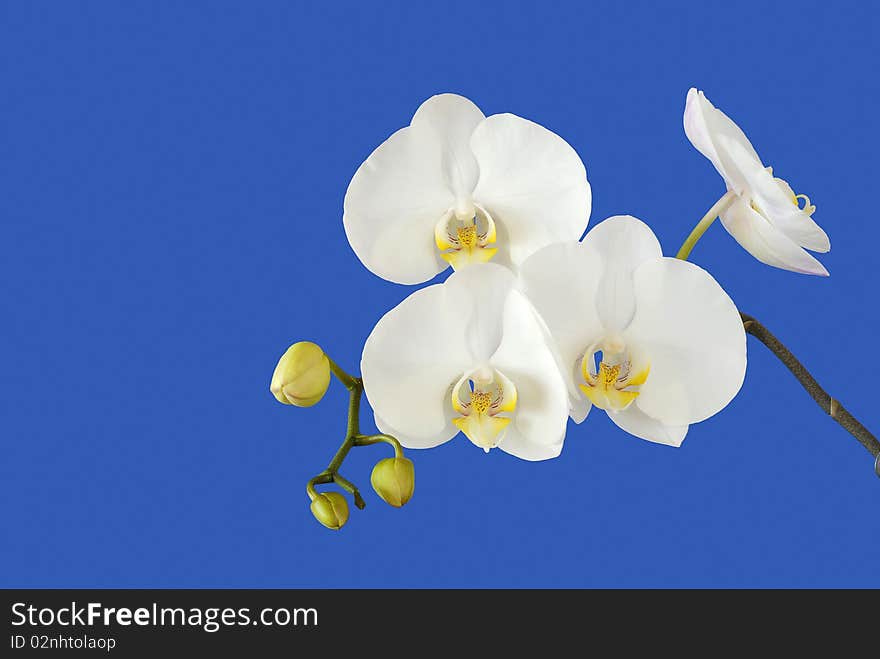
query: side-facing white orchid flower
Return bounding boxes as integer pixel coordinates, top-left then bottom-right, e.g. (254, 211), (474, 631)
(344, 94), (591, 284)
(361, 263), (570, 460)
(519, 215), (747, 446)
(683, 88), (830, 275)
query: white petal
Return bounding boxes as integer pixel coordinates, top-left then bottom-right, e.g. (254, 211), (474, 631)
(489, 290), (571, 461)
(343, 94), (485, 284)
(719, 135), (830, 253)
(412, 94), (485, 201)
(470, 113), (591, 267)
(361, 263), (515, 442)
(625, 258), (747, 426)
(518, 241), (604, 418)
(374, 412), (457, 450)
(498, 428), (564, 461)
(684, 88), (762, 192)
(720, 197), (829, 276)
(456, 263), (518, 361)
(584, 215), (663, 332)
(606, 406), (688, 447)
(361, 286), (468, 442)
(569, 396), (592, 425)
(684, 89), (724, 178)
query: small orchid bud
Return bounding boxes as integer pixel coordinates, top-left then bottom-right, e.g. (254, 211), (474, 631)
(310, 492), (349, 530)
(370, 457), (415, 508)
(270, 342), (331, 407)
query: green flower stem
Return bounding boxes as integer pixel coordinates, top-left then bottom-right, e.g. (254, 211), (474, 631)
(740, 313), (880, 477)
(327, 356), (360, 391)
(331, 473), (366, 510)
(326, 433), (356, 474)
(306, 356), (408, 507)
(355, 433), (405, 458)
(675, 190), (736, 261)
(325, 383), (362, 474)
(305, 472), (331, 501)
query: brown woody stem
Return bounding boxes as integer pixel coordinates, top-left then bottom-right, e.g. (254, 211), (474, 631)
(740, 312), (880, 477)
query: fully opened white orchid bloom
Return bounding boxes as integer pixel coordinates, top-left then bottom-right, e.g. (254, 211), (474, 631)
(684, 88), (830, 276)
(344, 94), (591, 284)
(361, 263), (570, 460)
(519, 216), (747, 446)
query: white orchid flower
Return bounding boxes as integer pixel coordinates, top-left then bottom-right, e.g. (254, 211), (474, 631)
(344, 94), (591, 284)
(361, 263), (570, 460)
(519, 216), (747, 446)
(683, 88), (830, 275)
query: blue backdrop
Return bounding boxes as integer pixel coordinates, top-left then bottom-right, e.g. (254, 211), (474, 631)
(2, 1), (878, 588)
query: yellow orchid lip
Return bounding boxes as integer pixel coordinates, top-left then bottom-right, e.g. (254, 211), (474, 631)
(579, 343), (649, 412)
(451, 368), (516, 451)
(435, 204), (498, 269)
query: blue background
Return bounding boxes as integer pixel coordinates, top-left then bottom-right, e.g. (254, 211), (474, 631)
(2, 1), (878, 588)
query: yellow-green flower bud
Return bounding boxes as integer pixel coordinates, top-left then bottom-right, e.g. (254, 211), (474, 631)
(370, 457), (415, 508)
(309, 492), (349, 530)
(270, 342), (331, 407)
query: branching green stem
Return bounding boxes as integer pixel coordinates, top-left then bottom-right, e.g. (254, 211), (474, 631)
(306, 357), (409, 507)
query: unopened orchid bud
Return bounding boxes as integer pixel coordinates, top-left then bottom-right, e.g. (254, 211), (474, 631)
(270, 342), (331, 407)
(370, 457), (415, 508)
(310, 492), (349, 530)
